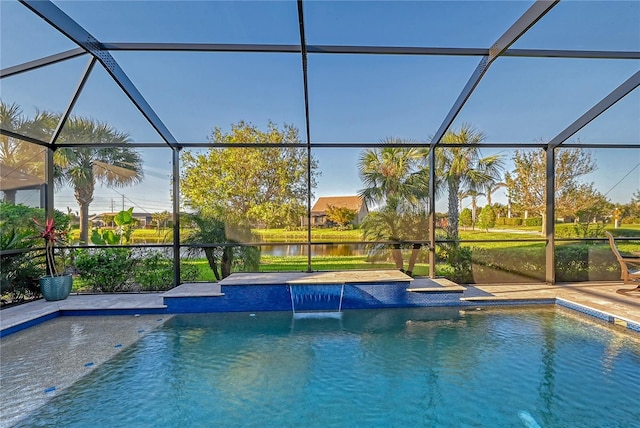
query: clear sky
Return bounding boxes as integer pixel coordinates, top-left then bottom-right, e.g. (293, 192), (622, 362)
(1, 0), (639, 215)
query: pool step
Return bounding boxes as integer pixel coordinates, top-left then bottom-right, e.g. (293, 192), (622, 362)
(407, 277), (466, 294)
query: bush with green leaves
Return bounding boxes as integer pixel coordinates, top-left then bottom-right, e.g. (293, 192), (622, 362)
(0, 228), (43, 304)
(91, 208), (137, 245)
(470, 246), (545, 283)
(477, 205), (497, 231)
(75, 247), (136, 292)
(495, 217), (524, 227)
(555, 244), (619, 282)
(0, 202), (71, 236)
(183, 213), (261, 280)
(0, 204), (74, 304)
(465, 244), (619, 283)
(459, 208), (473, 229)
(438, 242), (473, 284)
(524, 217), (543, 227)
(555, 222), (605, 239)
(134, 251), (199, 290)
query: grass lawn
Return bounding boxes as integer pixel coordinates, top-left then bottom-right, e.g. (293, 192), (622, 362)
(69, 222), (640, 245)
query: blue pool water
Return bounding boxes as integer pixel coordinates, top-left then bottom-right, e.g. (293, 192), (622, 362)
(17, 307), (640, 427)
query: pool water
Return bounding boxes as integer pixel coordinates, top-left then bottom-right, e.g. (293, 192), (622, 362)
(16, 307), (640, 427)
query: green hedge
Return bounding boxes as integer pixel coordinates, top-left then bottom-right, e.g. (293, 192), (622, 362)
(75, 248), (199, 292)
(75, 248), (136, 292)
(461, 243), (619, 284)
(495, 217), (542, 227)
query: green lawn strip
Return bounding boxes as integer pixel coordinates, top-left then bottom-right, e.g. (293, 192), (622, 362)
(184, 260), (217, 282)
(458, 230), (543, 243)
(70, 224), (640, 244)
(260, 255), (392, 271)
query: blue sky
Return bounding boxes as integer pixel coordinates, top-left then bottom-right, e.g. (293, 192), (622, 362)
(1, 0), (638, 214)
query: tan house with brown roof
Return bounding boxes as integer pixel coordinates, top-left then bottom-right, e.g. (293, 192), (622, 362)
(308, 196), (368, 227)
(89, 212), (153, 228)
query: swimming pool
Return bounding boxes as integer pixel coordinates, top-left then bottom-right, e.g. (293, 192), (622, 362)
(9, 307), (640, 427)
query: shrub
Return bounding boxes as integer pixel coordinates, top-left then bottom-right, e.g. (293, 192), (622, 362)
(555, 244), (619, 282)
(504, 217), (523, 227)
(180, 262), (200, 283)
(439, 242), (473, 284)
(134, 252), (200, 290)
(0, 228), (43, 305)
(459, 208), (473, 229)
(75, 248), (136, 292)
(495, 217), (541, 227)
(0, 202), (70, 236)
(0, 250), (43, 304)
(477, 206), (496, 231)
(470, 246), (545, 283)
(524, 217), (542, 227)
(555, 222), (605, 239)
(464, 244), (620, 283)
(134, 252), (172, 290)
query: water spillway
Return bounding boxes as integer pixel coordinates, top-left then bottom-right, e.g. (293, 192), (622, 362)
(288, 284), (345, 318)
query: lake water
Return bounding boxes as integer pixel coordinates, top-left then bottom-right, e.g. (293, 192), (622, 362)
(261, 243), (368, 257)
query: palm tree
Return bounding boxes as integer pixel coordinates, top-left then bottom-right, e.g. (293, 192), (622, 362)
(55, 116), (143, 244)
(484, 180), (507, 207)
(152, 210), (171, 235)
(0, 102), (56, 203)
(458, 188), (485, 229)
(183, 212), (260, 280)
(436, 124), (504, 240)
(358, 139), (429, 275)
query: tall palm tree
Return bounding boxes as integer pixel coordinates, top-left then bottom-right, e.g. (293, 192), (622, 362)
(152, 210), (171, 235)
(359, 141), (426, 211)
(55, 116), (143, 244)
(358, 139), (429, 274)
(436, 124), (504, 240)
(458, 188), (485, 229)
(484, 180), (507, 207)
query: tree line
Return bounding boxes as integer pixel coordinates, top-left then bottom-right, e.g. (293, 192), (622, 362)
(4, 101), (637, 255)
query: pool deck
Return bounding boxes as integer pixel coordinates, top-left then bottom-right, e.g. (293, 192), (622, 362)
(463, 281), (640, 325)
(1, 274), (639, 335)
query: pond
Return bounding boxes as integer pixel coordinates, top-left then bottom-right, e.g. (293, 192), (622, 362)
(261, 243), (369, 257)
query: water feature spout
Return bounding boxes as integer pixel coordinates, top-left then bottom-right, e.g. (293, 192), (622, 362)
(288, 284), (345, 318)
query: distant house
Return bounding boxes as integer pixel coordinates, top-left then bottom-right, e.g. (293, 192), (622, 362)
(309, 196), (368, 227)
(89, 212), (153, 228)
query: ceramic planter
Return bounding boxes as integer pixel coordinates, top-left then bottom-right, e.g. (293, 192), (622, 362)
(39, 274), (73, 301)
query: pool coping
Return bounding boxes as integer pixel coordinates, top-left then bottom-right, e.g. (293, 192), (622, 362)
(556, 298), (640, 333)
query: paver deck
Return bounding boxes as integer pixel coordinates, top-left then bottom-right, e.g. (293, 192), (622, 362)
(0, 293), (166, 333)
(468, 281), (640, 324)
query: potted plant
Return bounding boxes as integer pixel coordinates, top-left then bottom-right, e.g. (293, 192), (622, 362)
(35, 217), (73, 301)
